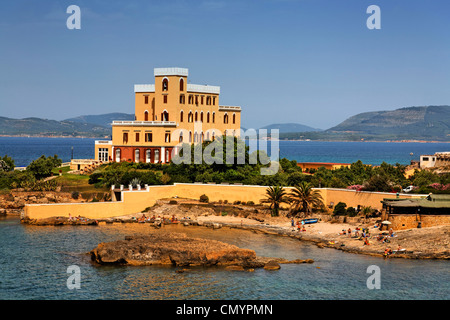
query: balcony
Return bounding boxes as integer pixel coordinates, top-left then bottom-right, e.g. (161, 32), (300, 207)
(218, 106), (241, 111)
(112, 120), (177, 127)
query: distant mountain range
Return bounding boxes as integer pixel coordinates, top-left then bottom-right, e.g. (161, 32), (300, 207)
(279, 106), (450, 141)
(259, 123), (322, 133)
(1, 106), (449, 141)
(64, 113), (134, 128)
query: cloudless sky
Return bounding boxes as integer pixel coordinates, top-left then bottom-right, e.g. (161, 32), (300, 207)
(1, 0), (449, 129)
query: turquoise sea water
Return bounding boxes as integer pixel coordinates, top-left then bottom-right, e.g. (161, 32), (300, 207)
(0, 216), (448, 300)
(0, 137), (448, 167)
(1, 137), (449, 300)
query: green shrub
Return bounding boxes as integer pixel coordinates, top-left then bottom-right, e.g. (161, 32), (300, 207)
(333, 202), (347, 216)
(199, 194), (209, 203)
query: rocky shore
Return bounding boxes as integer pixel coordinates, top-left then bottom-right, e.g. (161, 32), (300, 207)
(89, 232), (313, 270)
(13, 197), (450, 260)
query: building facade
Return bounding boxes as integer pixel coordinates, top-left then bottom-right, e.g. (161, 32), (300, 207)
(95, 67), (241, 163)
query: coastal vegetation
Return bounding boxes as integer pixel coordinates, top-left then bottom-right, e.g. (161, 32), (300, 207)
(1, 136), (449, 197)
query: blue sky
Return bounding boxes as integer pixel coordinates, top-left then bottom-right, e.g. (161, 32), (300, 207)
(1, 0), (449, 130)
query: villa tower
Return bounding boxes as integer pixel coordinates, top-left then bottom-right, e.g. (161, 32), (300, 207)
(95, 67), (241, 163)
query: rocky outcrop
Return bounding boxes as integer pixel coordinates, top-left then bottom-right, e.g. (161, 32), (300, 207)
(89, 232), (313, 269)
(22, 216), (98, 226)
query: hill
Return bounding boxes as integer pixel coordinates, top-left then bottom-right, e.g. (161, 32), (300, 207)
(279, 106), (450, 141)
(259, 123), (322, 133)
(64, 113), (134, 128)
(0, 116), (111, 138)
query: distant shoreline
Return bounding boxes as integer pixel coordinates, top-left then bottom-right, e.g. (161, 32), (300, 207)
(0, 134), (448, 143)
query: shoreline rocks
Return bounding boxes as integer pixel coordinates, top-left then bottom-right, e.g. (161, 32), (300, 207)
(89, 232), (313, 269)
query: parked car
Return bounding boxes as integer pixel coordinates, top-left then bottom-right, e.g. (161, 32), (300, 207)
(402, 185), (416, 193)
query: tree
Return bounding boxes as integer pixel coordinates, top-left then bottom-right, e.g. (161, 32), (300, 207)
(0, 155), (14, 172)
(288, 181), (324, 216)
(260, 186), (290, 217)
(333, 202), (347, 216)
(26, 155), (62, 180)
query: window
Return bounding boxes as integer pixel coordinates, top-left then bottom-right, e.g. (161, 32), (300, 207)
(233, 113), (236, 124)
(201, 96), (204, 105)
(123, 132), (128, 143)
(162, 111), (169, 121)
(180, 78), (184, 91)
(135, 132), (140, 142)
(154, 149), (160, 163)
(165, 132), (171, 143)
(200, 112), (203, 122)
(146, 149), (151, 163)
(98, 148), (109, 162)
(144, 96), (149, 104)
(189, 131), (192, 143)
(144, 111), (148, 121)
(135, 149), (140, 163)
(179, 94), (185, 104)
(145, 132), (153, 142)
(188, 111), (193, 123)
(180, 110), (184, 122)
(162, 78), (168, 91)
(194, 132), (198, 143)
(195, 112), (198, 122)
(115, 148), (121, 162)
(212, 112), (215, 123)
(179, 132), (183, 143)
(207, 112), (210, 123)
(195, 96), (198, 105)
(206, 96), (211, 105)
(212, 132), (215, 141)
(224, 113), (229, 124)
(188, 95), (193, 104)
(213, 97), (216, 105)
(165, 149), (170, 163)
(163, 95), (168, 104)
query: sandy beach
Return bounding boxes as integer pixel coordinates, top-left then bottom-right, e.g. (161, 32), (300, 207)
(113, 199), (450, 260)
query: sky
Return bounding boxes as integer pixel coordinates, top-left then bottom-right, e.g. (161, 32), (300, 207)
(1, 0), (449, 130)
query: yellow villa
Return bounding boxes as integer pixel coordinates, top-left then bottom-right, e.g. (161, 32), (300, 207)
(95, 67), (241, 163)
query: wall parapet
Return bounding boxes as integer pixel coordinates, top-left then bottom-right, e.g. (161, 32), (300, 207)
(23, 184), (427, 221)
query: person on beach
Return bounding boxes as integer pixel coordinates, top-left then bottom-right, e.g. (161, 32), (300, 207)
(348, 228), (352, 237)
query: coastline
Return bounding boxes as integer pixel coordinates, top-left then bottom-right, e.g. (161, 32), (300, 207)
(28, 199), (446, 260)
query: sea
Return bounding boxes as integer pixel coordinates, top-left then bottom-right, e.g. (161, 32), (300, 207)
(0, 137), (449, 301)
(0, 136), (449, 167)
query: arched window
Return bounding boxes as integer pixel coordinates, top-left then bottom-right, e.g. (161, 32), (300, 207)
(144, 111), (149, 121)
(207, 112), (210, 123)
(206, 132), (210, 140)
(135, 149), (140, 163)
(212, 132), (215, 141)
(179, 131), (183, 143)
(179, 78), (184, 91)
(115, 148), (121, 162)
(212, 112), (215, 123)
(224, 113), (229, 124)
(194, 132), (198, 143)
(180, 110), (184, 122)
(154, 149), (160, 163)
(195, 111), (198, 122)
(146, 149), (151, 163)
(165, 149), (170, 163)
(189, 131), (192, 143)
(188, 111), (193, 123)
(161, 110), (169, 121)
(200, 112), (203, 122)
(232, 113), (236, 124)
(162, 78), (168, 91)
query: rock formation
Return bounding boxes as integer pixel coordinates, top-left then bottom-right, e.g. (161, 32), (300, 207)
(89, 232), (313, 269)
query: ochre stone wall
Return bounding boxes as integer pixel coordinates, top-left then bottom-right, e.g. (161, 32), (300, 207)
(24, 184), (426, 222)
(388, 214), (450, 230)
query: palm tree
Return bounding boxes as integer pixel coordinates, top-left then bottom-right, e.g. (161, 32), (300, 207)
(260, 186), (290, 217)
(288, 181), (324, 216)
